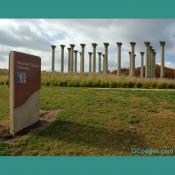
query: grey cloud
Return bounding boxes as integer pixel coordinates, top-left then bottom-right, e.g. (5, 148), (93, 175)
(0, 19), (175, 70)
(0, 27), (50, 51)
(0, 20), (66, 53)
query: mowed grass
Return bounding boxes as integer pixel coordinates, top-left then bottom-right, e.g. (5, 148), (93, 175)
(0, 85), (175, 155)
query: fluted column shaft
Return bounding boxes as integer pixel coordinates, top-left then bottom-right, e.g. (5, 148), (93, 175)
(134, 54), (136, 72)
(88, 52), (92, 73)
(79, 52), (82, 73)
(144, 42), (150, 77)
(149, 46), (153, 78)
(150, 48), (154, 78)
(60, 45), (65, 73)
(80, 44), (85, 73)
(130, 42), (136, 77)
(153, 52), (156, 78)
(129, 52), (131, 77)
(67, 48), (71, 73)
(102, 54), (105, 72)
(92, 43), (97, 73)
(51, 45), (56, 72)
(116, 42), (122, 76)
(70, 44), (75, 73)
(74, 50), (78, 73)
(140, 52), (144, 78)
(98, 52), (102, 72)
(104, 43), (109, 74)
(160, 41), (165, 78)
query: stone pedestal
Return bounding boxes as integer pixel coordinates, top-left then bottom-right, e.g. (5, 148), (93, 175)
(60, 45), (65, 73)
(51, 45), (56, 72)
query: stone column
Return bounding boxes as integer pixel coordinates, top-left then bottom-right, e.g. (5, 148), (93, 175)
(144, 42), (150, 77)
(102, 54), (105, 72)
(98, 52), (102, 72)
(92, 43), (97, 73)
(151, 49), (155, 78)
(148, 46), (151, 77)
(67, 48), (71, 73)
(74, 50), (78, 73)
(149, 46), (153, 78)
(160, 41), (165, 78)
(60, 45), (65, 73)
(51, 45), (56, 72)
(104, 43), (109, 74)
(140, 52), (144, 78)
(151, 48), (155, 78)
(88, 52), (92, 73)
(116, 42), (122, 76)
(70, 44), (75, 73)
(79, 52), (82, 73)
(80, 44), (85, 73)
(130, 42), (136, 77)
(153, 51), (156, 78)
(129, 52), (131, 77)
(134, 54), (136, 70)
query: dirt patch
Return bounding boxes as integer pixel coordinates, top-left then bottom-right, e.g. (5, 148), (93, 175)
(0, 109), (59, 141)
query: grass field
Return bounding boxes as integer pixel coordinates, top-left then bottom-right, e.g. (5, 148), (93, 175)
(0, 85), (175, 155)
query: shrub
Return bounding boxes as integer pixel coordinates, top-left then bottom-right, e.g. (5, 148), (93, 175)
(157, 82), (168, 89)
(151, 82), (157, 88)
(128, 81), (135, 88)
(142, 82), (151, 89)
(136, 82), (143, 88)
(109, 81), (118, 88)
(45, 81), (50, 86)
(167, 83), (175, 89)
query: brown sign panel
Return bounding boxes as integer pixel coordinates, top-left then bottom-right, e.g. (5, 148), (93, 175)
(9, 51), (41, 135)
(13, 52), (41, 107)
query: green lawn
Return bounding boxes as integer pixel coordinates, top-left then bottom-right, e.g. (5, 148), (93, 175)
(0, 85), (175, 155)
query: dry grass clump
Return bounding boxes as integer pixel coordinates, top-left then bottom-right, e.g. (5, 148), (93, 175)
(0, 70), (8, 85)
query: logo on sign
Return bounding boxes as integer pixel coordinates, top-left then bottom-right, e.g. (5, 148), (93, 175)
(16, 72), (26, 84)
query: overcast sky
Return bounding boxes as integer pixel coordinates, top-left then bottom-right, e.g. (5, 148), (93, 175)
(0, 19), (175, 71)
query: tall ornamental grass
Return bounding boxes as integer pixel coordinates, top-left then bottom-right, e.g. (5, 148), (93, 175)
(41, 72), (175, 89)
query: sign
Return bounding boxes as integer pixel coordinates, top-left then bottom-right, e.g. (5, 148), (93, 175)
(9, 51), (41, 135)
